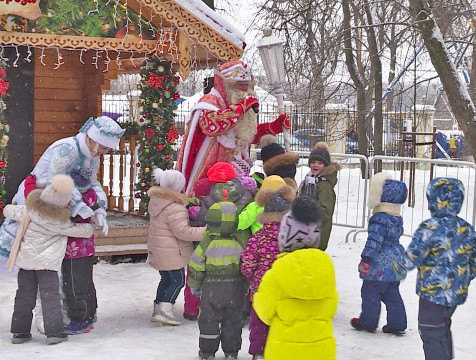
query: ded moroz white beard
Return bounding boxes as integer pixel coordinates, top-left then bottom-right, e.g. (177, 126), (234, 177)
(225, 79), (258, 154)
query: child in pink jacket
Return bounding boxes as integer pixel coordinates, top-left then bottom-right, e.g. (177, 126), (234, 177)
(147, 169), (206, 325)
(240, 182), (295, 359)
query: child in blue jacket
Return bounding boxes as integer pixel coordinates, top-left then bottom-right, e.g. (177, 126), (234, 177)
(394, 177), (476, 360)
(351, 172), (408, 334)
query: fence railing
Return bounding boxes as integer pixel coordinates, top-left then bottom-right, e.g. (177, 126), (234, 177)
(99, 143), (476, 243)
(99, 135), (138, 213)
(250, 148), (370, 237)
(370, 155), (476, 234)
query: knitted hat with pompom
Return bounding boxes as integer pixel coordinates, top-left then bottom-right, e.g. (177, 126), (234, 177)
(40, 174), (75, 207)
(308, 142), (331, 167)
(259, 135), (298, 177)
(278, 197), (321, 252)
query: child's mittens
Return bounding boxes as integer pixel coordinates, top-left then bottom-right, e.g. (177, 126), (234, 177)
(358, 260), (370, 277)
(188, 205), (201, 221)
(187, 197), (200, 206)
(24, 174), (37, 198)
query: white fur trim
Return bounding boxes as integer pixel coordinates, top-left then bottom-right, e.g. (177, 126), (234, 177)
(50, 174), (74, 195)
(368, 172), (392, 209)
(372, 202), (402, 216)
(86, 116), (125, 149)
(219, 62), (252, 82)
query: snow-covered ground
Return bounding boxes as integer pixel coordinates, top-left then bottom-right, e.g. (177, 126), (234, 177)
(2, 158), (476, 359)
(1, 226), (476, 359)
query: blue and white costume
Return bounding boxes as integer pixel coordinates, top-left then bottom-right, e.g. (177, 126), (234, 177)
(0, 116), (125, 267)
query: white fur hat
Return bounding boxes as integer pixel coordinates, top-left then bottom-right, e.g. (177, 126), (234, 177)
(40, 174), (75, 207)
(368, 172), (392, 209)
(153, 168), (185, 193)
(79, 116), (125, 149)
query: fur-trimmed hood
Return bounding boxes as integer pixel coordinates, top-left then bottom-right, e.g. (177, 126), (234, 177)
(257, 211), (289, 224)
(319, 161), (342, 177)
(368, 172), (407, 210)
(147, 186), (188, 205)
(317, 161), (342, 188)
(256, 184), (295, 224)
(263, 152), (299, 177)
(26, 189), (71, 222)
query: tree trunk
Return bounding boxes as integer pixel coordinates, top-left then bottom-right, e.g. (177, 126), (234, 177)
(387, 24), (397, 112)
(342, 0), (368, 176)
(409, 0), (476, 159)
(364, 1), (383, 164)
(470, 17), (476, 106)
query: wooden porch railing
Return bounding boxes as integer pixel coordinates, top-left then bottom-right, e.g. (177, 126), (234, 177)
(98, 135), (139, 213)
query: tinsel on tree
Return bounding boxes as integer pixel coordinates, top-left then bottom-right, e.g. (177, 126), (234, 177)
(135, 57), (180, 215)
(0, 60), (10, 216)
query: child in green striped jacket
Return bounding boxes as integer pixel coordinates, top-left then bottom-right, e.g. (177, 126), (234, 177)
(188, 195), (247, 360)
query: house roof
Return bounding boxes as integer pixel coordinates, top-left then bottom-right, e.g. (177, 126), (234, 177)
(0, 0), (245, 78)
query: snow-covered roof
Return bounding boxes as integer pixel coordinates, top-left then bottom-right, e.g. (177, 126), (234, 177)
(176, 0), (246, 49)
(325, 103), (349, 111)
(414, 104), (436, 112)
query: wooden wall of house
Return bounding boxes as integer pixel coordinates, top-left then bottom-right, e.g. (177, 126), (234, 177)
(33, 49), (117, 163)
(4, 47), (35, 205)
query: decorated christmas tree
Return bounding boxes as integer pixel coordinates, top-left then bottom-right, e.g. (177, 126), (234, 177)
(0, 60), (9, 215)
(135, 57), (180, 215)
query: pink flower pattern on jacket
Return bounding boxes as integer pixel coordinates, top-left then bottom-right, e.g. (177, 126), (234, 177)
(240, 221), (281, 301)
(65, 188), (96, 259)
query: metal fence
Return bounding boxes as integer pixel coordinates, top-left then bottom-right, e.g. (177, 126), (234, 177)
(345, 155), (476, 243)
(101, 147), (476, 246)
(250, 148), (370, 234)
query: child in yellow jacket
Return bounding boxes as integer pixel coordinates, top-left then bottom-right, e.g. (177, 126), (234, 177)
(253, 197), (338, 360)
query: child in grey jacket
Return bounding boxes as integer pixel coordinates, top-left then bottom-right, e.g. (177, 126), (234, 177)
(5, 175), (94, 345)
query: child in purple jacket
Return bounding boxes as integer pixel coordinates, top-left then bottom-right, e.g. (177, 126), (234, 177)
(240, 182), (295, 359)
(62, 170), (102, 335)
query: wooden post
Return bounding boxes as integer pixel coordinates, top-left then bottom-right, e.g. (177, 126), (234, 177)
(129, 136), (137, 212)
(118, 137), (125, 211)
(108, 148), (116, 209)
(430, 126), (436, 182)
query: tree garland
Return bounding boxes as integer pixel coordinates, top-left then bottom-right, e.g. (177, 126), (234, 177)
(0, 60), (9, 215)
(135, 57), (180, 216)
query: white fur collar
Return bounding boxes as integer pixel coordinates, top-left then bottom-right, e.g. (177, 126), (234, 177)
(372, 202), (402, 216)
(76, 132), (93, 159)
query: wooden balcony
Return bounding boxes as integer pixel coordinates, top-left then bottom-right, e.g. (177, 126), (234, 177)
(95, 136), (150, 257)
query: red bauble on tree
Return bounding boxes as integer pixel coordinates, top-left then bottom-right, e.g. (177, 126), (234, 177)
(166, 125), (179, 144)
(144, 127), (155, 138)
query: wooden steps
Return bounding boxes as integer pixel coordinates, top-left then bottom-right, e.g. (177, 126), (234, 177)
(94, 211), (149, 257)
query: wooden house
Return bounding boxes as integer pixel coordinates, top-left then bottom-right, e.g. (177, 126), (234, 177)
(0, 0), (245, 256)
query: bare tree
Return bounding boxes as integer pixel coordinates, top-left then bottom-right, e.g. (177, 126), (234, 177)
(251, 0), (343, 107)
(342, 0), (368, 159)
(408, 0), (476, 156)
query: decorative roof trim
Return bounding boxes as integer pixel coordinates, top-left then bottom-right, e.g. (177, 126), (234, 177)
(0, 31), (161, 52)
(136, 0), (243, 61)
